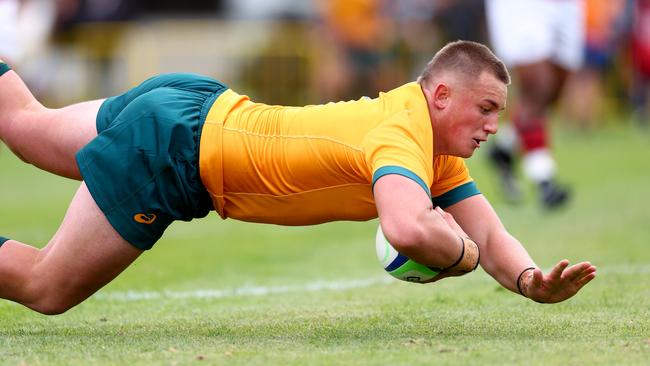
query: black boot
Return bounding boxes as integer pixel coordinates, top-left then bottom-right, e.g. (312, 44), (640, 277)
(539, 180), (570, 209)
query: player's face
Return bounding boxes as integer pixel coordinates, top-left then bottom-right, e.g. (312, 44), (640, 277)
(440, 72), (507, 158)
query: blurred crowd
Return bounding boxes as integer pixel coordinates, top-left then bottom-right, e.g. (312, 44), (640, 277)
(0, 0), (648, 127)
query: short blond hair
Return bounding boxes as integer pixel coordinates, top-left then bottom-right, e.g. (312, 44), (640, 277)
(417, 40), (510, 86)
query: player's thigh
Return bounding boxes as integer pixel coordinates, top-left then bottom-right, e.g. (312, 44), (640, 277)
(47, 99), (105, 154)
(515, 62), (557, 107)
(8, 99), (104, 179)
(34, 182), (143, 309)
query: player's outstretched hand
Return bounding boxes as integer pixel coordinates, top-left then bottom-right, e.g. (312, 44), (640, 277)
(522, 260), (597, 304)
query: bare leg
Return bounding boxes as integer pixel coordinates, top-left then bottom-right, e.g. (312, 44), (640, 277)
(0, 70), (103, 179)
(516, 61), (568, 118)
(0, 183), (142, 314)
(489, 60), (571, 206)
(514, 61), (571, 208)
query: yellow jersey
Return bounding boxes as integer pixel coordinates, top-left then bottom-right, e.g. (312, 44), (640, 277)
(199, 82), (478, 225)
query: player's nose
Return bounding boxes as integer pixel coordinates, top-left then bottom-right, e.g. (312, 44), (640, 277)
(484, 117), (498, 135)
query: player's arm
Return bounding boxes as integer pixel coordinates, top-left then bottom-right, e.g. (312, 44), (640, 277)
(373, 173), (473, 271)
(444, 194), (597, 303)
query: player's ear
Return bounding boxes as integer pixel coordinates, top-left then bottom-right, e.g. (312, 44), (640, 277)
(431, 83), (450, 109)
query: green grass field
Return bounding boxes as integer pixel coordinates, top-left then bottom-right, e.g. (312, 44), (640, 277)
(0, 124), (649, 365)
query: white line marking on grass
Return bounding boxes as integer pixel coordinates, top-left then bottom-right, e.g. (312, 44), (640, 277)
(95, 276), (394, 302)
(597, 264), (650, 275)
(93, 264), (650, 302)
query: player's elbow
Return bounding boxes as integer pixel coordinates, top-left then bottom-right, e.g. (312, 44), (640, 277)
(380, 221), (427, 256)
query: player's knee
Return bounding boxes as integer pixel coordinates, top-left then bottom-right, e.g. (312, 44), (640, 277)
(31, 298), (74, 315)
(26, 279), (82, 315)
(29, 291), (80, 315)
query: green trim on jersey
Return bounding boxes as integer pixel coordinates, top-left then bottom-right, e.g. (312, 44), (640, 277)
(372, 165), (431, 198)
(0, 236), (9, 246)
(0, 62), (11, 77)
(432, 181), (480, 208)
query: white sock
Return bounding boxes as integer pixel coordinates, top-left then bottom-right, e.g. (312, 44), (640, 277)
(522, 149), (555, 183)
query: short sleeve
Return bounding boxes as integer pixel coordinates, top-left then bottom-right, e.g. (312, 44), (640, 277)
(363, 110), (433, 197)
(430, 156), (480, 208)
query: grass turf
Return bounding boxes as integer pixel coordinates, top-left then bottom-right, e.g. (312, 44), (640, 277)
(0, 124), (649, 365)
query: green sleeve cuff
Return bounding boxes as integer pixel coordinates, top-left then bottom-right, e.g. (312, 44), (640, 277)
(372, 165), (431, 198)
(0, 62), (11, 77)
(431, 181), (481, 208)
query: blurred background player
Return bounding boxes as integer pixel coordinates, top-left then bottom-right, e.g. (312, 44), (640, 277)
(314, 0), (403, 102)
(631, 0), (650, 127)
(561, 0), (629, 130)
(432, 0), (487, 45)
(0, 0), (58, 100)
(0, 0), (21, 64)
(485, 0), (584, 208)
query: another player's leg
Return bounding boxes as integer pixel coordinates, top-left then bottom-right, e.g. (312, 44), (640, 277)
(514, 61), (570, 209)
(0, 62), (102, 179)
(488, 124), (522, 203)
(0, 183), (143, 314)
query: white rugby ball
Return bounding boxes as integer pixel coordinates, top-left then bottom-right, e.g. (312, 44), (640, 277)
(375, 225), (440, 283)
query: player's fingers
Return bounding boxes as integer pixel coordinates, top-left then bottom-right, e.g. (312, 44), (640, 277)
(435, 207), (455, 224)
(570, 261), (594, 271)
(574, 271), (597, 289)
(568, 264), (596, 287)
(563, 262), (595, 281)
(549, 259), (570, 280)
(563, 264), (586, 281)
(576, 265), (597, 283)
(577, 263), (597, 276)
(435, 207), (467, 236)
(434, 208), (451, 227)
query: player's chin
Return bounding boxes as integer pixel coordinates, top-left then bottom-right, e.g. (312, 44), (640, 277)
(458, 147), (476, 158)
(451, 144), (477, 158)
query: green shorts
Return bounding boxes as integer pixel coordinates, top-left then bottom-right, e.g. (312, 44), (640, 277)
(76, 73), (227, 250)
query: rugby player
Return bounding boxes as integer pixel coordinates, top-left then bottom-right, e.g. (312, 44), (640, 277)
(0, 41), (596, 314)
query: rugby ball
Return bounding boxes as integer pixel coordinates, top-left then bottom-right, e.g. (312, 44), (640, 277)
(375, 225), (440, 283)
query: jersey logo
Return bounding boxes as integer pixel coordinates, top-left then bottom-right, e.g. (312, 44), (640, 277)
(134, 213), (157, 224)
